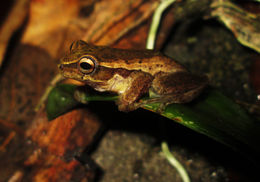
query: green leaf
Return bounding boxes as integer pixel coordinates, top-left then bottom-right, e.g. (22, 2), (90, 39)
(46, 84), (260, 162)
(144, 88), (260, 162)
(46, 84), (79, 120)
(46, 84), (118, 120)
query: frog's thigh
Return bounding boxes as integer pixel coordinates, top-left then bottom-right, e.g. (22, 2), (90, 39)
(151, 71), (207, 103)
(121, 71), (153, 103)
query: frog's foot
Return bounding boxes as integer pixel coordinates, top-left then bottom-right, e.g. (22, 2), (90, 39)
(134, 98), (169, 113)
(117, 98), (168, 113)
(135, 86), (205, 112)
(117, 102), (139, 112)
(74, 89), (89, 104)
(155, 103), (168, 113)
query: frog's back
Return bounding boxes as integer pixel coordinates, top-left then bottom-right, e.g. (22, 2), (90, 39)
(68, 40), (186, 75)
(87, 45), (186, 75)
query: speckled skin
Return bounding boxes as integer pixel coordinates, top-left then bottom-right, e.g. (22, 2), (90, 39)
(59, 40), (207, 111)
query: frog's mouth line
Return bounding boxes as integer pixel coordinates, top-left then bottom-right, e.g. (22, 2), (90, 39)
(59, 63), (78, 75)
(59, 62), (77, 70)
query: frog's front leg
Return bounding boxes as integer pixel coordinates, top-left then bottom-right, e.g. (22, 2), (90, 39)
(117, 71), (153, 112)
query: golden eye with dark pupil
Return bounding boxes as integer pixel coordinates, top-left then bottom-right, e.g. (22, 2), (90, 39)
(80, 62), (92, 70)
(78, 57), (95, 74)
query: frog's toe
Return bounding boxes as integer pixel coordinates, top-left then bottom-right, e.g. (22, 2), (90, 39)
(74, 89), (89, 104)
(156, 103), (168, 113)
(117, 102), (141, 112)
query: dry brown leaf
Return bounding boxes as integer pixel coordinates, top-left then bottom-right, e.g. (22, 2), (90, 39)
(3, 108), (100, 182)
(82, 0), (159, 46)
(21, 0), (159, 59)
(211, 0), (260, 53)
(21, 0), (81, 58)
(0, 0), (29, 67)
(0, 44), (56, 125)
(26, 109), (101, 158)
(23, 154), (90, 182)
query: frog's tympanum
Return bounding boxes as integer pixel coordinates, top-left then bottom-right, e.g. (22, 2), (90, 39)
(59, 40), (208, 111)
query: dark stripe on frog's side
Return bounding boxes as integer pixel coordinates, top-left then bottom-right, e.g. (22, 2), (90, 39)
(89, 66), (133, 81)
(61, 63), (134, 81)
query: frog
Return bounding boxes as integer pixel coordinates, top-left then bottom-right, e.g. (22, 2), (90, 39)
(59, 40), (208, 112)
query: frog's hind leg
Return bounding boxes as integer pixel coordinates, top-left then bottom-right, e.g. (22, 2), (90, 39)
(136, 71), (208, 111)
(151, 71), (208, 103)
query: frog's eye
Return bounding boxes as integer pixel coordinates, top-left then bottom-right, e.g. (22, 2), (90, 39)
(78, 57), (96, 74)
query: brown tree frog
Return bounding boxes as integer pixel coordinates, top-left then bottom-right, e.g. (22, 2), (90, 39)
(59, 40), (208, 111)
